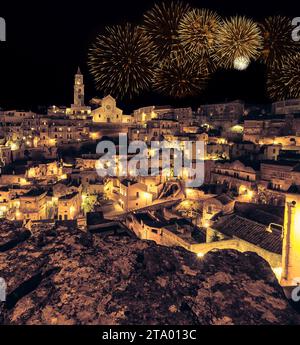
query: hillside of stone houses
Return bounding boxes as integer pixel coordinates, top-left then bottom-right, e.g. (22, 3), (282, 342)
(0, 220), (299, 325)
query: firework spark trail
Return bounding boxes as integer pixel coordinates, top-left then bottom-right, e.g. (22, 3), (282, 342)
(260, 16), (300, 69)
(267, 53), (300, 100)
(153, 50), (210, 98)
(88, 23), (155, 99)
(179, 8), (221, 57)
(88, 3), (299, 101)
(213, 16), (263, 70)
(142, 1), (191, 62)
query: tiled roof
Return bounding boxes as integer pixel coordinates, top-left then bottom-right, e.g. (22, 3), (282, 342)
(134, 212), (166, 228)
(261, 160), (298, 167)
(234, 202), (284, 227)
(287, 184), (300, 194)
(292, 164), (300, 172)
(23, 188), (46, 197)
(121, 179), (137, 187)
(215, 194), (234, 206)
(244, 114), (285, 121)
(212, 214), (282, 254)
(87, 212), (105, 226)
(0, 186), (9, 192)
(59, 192), (78, 201)
(2, 165), (27, 175)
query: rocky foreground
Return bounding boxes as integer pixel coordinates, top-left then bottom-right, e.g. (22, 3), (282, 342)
(0, 220), (299, 325)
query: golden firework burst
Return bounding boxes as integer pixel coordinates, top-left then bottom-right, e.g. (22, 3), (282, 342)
(153, 50), (210, 98)
(88, 23), (155, 99)
(213, 16), (263, 70)
(178, 8), (221, 56)
(260, 16), (300, 68)
(142, 1), (191, 62)
(267, 53), (300, 100)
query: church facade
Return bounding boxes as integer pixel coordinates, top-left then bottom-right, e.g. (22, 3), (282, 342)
(91, 95), (132, 123)
(48, 68), (131, 123)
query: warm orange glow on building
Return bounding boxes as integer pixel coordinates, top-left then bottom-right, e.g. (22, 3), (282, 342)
(281, 193), (300, 287)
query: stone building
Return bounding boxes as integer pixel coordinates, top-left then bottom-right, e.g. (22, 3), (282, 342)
(39, 117), (90, 146)
(92, 95), (131, 123)
(198, 100), (244, 121)
(243, 114), (287, 143)
(146, 119), (180, 143)
(57, 191), (81, 220)
(26, 160), (63, 180)
(202, 194), (235, 227)
(124, 212), (206, 253)
(211, 160), (258, 195)
(118, 179), (153, 211)
(66, 68), (91, 119)
(260, 161), (300, 193)
(206, 204), (283, 272)
(206, 142), (231, 160)
(272, 98), (300, 114)
(0, 186), (10, 218)
(197, 100), (244, 129)
(133, 105), (170, 124)
(17, 188), (47, 221)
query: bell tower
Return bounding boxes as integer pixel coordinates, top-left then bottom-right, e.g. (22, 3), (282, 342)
(281, 192), (300, 286)
(74, 67), (85, 107)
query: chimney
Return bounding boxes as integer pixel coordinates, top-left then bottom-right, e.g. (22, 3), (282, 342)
(281, 193), (300, 287)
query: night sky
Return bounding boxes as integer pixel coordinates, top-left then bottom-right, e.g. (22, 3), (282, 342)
(0, 0), (299, 112)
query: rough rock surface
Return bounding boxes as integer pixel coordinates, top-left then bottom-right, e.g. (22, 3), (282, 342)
(0, 223), (299, 325)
